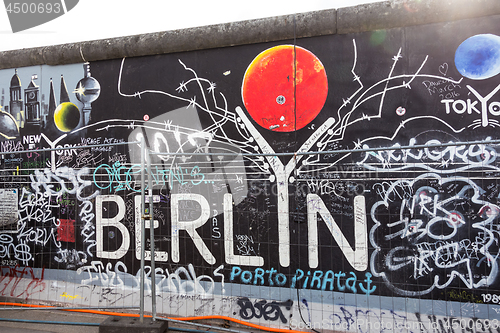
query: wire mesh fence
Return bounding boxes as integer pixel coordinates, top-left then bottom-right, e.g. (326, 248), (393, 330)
(0, 137), (499, 331)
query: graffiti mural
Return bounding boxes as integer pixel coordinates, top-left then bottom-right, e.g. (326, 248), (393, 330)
(0, 12), (500, 330)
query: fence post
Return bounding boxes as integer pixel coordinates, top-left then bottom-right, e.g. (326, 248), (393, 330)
(140, 136), (146, 322)
(147, 146), (156, 320)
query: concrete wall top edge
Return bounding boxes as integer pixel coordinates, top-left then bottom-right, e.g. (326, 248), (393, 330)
(0, 0), (499, 69)
(338, 0), (500, 34)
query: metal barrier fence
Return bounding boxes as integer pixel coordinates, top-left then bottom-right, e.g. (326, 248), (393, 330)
(0, 140), (136, 310)
(0, 136), (499, 331)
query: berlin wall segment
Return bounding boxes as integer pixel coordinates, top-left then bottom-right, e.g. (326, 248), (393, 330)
(0, 11), (500, 332)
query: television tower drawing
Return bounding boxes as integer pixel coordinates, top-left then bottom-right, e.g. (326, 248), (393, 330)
(74, 62), (101, 126)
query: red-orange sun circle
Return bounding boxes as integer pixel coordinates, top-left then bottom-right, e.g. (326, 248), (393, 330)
(242, 45), (328, 132)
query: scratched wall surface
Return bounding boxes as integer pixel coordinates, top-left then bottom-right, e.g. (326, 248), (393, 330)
(1, 13), (500, 333)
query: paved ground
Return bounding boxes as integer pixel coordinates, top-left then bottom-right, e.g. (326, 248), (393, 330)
(0, 308), (248, 333)
(0, 309), (105, 332)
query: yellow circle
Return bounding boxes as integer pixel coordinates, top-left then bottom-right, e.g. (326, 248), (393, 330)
(54, 102), (80, 132)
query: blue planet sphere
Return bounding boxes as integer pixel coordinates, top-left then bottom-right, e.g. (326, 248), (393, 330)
(455, 34), (500, 80)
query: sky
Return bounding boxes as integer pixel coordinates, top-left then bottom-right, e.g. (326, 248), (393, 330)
(0, 0), (384, 52)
